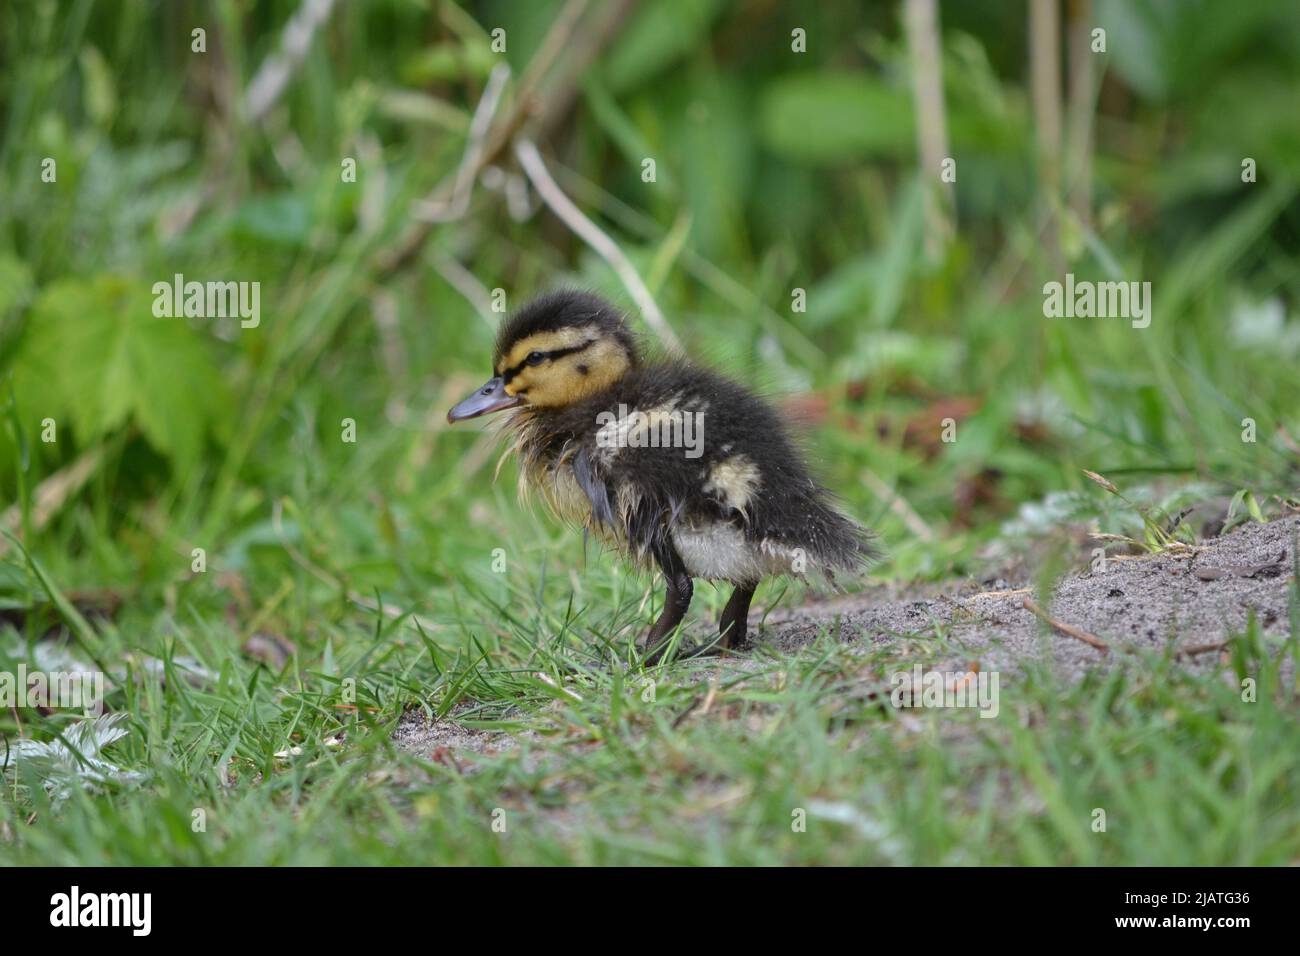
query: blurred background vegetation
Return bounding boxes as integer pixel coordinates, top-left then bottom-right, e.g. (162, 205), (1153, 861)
(1, 0), (1298, 636)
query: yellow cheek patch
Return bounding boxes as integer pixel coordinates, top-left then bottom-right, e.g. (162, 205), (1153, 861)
(505, 370), (532, 396)
(497, 330), (632, 408)
(530, 339), (631, 407)
(498, 327), (596, 375)
(517, 364), (591, 407)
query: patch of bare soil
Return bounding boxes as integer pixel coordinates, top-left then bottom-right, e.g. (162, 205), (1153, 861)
(762, 515), (1297, 682)
(391, 711), (544, 769)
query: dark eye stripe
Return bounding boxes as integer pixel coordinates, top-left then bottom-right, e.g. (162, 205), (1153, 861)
(501, 340), (593, 382)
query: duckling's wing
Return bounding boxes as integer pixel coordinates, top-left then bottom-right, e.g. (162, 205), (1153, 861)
(571, 445), (615, 527)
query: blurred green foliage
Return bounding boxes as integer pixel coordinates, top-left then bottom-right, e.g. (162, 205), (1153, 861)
(0, 0), (1297, 582)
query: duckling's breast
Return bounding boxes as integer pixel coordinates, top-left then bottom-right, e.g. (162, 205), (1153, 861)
(538, 459), (594, 525)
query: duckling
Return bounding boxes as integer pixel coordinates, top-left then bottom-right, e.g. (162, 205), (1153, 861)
(447, 290), (877, 661)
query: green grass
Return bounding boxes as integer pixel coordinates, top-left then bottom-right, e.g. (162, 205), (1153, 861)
(4, 564), (1297, 865)
(2, 0), (1300, 865)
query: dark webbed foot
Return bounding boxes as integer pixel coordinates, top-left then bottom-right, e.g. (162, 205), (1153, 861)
(717, 583), (756, 651)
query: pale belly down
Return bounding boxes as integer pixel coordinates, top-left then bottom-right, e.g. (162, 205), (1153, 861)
(543, 467), (807, 583)
(670, 520), (804, 584)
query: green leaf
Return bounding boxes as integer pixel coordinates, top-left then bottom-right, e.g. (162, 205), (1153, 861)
(0, 255), (34, 358)
(603, 0), (727, 94)
(1097, 0), (1287, 103)
(0, 254), (33, 321)
(79, 45), (118, 128)
(675, 75), (752, 259)
(1, 529), (106, 662)
(758, 73), (915, 164)
(232, 192), (314, 245)
(12, 275), (228, 470)
(582, 75), (671, 189)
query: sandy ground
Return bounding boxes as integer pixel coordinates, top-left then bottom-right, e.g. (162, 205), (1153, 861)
(760, 515), (1297, 681)
(392, 713), (544, 768)
(396, 516), (1297, 756)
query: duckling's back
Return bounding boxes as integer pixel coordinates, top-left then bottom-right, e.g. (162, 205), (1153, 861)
(532, 361), (877, 584)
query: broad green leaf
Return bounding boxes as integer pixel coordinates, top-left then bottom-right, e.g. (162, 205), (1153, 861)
(12, 275), (228, 470)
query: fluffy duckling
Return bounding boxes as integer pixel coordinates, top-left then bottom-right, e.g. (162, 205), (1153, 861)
(448, 291), (876, 661)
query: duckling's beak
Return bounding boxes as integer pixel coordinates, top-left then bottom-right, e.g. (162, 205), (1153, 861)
(447, 376), (524, 423)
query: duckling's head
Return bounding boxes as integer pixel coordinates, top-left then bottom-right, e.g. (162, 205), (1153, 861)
(447, 291), (638, 422)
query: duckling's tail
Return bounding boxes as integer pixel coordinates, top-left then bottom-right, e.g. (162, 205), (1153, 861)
(759, 492), (879, 584)
(807, 501), (881, 580)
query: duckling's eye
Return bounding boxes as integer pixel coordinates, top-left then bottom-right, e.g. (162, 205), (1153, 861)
(525, 351), (546, 366)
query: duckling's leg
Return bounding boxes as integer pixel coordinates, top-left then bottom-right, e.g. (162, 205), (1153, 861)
(718, 582), (756, 650)
(641, 541), (694, 664)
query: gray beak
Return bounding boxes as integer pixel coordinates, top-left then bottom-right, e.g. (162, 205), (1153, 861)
(447, 376), (524, 423)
